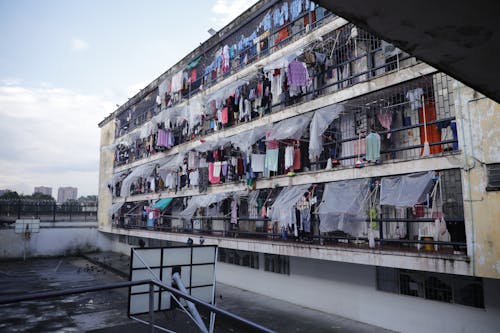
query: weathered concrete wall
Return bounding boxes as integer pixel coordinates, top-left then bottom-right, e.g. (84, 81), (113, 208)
(455, 83), (500, 279)
(0, 223), (112, 258)
(97, 120), (115, 230)
(217, 257), (500, 333)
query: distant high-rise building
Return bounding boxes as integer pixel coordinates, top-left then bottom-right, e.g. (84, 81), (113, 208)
(57, 187), (78, 203)
(34, 186), (52, 197)
(0, 189), (9, 196)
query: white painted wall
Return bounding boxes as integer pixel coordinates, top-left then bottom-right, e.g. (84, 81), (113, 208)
(217, 257), (500, 333)
(0, 225), (113, 258)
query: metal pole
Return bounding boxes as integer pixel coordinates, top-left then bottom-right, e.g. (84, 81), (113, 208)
(149, 283), (155, 333)
(172, 272), (208, 333)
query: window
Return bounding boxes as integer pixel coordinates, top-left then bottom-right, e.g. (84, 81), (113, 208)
(119, 235), (127, 244)
(218, 248), (259, 269)
(486, 163), (500, 191)
(376, 267), (484, 308)
(264, 254), (290, 275)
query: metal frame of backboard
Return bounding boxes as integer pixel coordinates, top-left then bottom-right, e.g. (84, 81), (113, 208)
(128, 245), (217, 318)
(15, 219), (40, 234)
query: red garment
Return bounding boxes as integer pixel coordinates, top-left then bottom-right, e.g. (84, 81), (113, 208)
(304, 11), (316, 26)
(237, 158), (244, 176)
(275, 27), (289, 45)
(419, 102), (442, 155)
(293, 148), (301, 170)
(190, 68), (197, 83)
(221, 107), (229, 124)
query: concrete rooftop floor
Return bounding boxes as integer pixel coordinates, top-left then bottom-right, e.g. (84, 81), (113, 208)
(0, 253), (395, 332)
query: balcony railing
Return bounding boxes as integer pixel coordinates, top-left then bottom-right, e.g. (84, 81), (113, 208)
(0, 200), (98, 224)
(113, 214), (467, 256)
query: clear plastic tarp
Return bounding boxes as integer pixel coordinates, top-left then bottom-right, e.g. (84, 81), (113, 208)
(318, 178), (371, 235)
(227, 124), (271, 153)
(187, 95), (205, 131)
(109, 202), (124, 217)
(266, 113), (314, 141)
(194, 137), (231, 153)
(107, 171), (128, 189)
(380, 171), (435, 207)
(205, 76), (255, 105)
(139, 120), (157, 139)
(271, 184), (310, 227)
(177, 192), (234, 220)
(117, 129), (141, 147)
(151, 105), (188, 128)
(309, 104), (344, 161)
(120, 162), (158, 198)
(157, 153), (186, 180)
(158, 78), (168, 97)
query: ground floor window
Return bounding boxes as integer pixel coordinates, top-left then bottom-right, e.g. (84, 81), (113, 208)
(264, 254), (290, 275)
(218, 248), (259, 269)
(376, 267), (484, 308)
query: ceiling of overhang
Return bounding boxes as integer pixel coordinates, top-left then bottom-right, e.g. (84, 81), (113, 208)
(316, 0), (500, 103)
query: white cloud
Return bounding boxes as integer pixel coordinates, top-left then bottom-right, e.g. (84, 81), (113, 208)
(71, 38), (90, 52)
(0, 81), (114, 196)
(211, 0), (258, 28)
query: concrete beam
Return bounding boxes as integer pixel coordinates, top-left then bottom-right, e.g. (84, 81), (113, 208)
(101, 227), (471, 276)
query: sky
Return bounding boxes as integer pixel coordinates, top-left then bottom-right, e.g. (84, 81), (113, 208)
(0, 0), (258, 197)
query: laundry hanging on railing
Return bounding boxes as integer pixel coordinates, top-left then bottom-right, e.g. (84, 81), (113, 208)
(309, 104), (344, 161)
(107, 171), (128, 191)
(171, 70), (184, 93)
(271, 184), (310, 228)
(318, 178), (371, 236)
(380, 171), (435, 207)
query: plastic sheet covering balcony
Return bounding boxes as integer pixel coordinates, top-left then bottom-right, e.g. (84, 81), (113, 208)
(139, 120), (157, 139)
(309, 104), (344, 161)
(266, 113), (314, 141)
(380, 171), (435, 207)
(107, 170), (128, 190)
(151, 105), (188, 128)
(117, 129), (141, 147)
(227, 124), (271, 153)
(271, 184), (310, 227)
(120, 161), (158, 198)
(318, 178), (371, 235)
(263, 48), (303, 72)
(157, 153), (186, 180)
(158, 78), (168, 97)
(194, 136), (232, 153)
(187, 95), (205, 131)
(205, 75), (256, 105)
(108, 202), (124, 217)
(177, 192), (234, 220)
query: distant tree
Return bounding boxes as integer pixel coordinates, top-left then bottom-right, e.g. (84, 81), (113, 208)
(31, 192), (55, 201)
(0, 191), (20, 200)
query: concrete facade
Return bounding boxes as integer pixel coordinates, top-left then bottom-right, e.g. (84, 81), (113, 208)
(217, 258), (500, 333)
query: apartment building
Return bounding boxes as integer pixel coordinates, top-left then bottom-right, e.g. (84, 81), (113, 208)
(97, 1), (500, 331)
(57, 186), (78, 203)
(34, 186), (53, 197)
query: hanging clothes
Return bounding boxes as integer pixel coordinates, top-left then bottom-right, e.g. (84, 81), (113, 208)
(377, 110), (393, 138)
(198, 167), (209, 193)
(231, 200), (238, 224)
(293, 147), (301, 170)
(405, 88), (424, 111)
(265, 149), (279, 172)
(365, 132), (381, 162)
(287, 61), (307, 87)
(251, 154), (265, 173)
(284, 146), (294, 170)
(419, 102), (442, 155)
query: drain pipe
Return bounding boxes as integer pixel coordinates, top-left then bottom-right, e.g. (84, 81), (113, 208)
(456, 80), (488, 276)
(172, 272), (208, 333)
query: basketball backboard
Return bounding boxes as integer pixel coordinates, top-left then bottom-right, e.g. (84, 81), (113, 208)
(15, 219), (40, 234)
